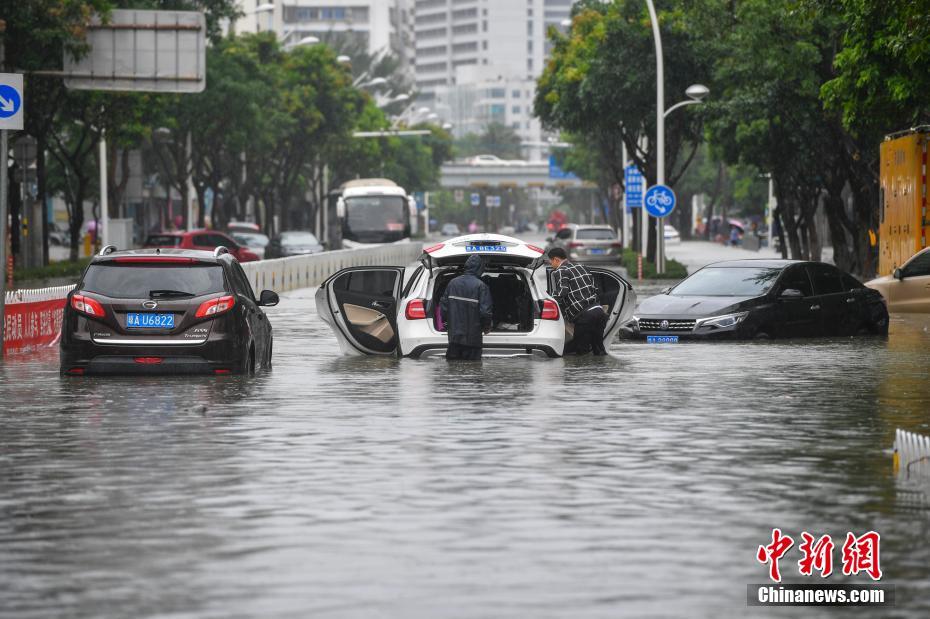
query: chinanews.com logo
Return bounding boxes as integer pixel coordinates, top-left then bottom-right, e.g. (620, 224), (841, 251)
(747, 529), (894, 607)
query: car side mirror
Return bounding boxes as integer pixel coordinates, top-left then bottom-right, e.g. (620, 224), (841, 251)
(779, 288), (803, 299)
(894, 267), (904, 281)
(259, 290), (279, 307)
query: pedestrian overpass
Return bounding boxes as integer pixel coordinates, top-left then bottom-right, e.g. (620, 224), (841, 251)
(439, 161), (594, 189)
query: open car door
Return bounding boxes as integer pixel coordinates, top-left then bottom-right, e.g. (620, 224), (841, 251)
(315, 267), (405, 356)
(586, 268), (637, 348)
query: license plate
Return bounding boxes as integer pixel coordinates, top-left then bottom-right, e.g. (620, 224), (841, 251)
(647, 335), (679, 343)
(466, 245), (506, 252)
(126, 312), (175, 329)
(589, 248), (606, 254)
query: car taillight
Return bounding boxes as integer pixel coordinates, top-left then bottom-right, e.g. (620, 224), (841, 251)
(568, 242), (583, 248)
(405, 298), (427, 320)
(65, 368), (85, 375)
(526, 244), (545, 254)
(71, 294), (105, 317)
(541, 299), (560, 320)
(424, 243), (444, 254)
(195, 295), (236, 318)
(214, 369), (232, 375)
(611, 242), (622, 248)
(134, 357), (163, 364)
(114, 256), (195, 263)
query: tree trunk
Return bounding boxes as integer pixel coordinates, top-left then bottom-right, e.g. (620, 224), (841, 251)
(69, 181), (87, 262)
(774, 206), (788, 259)
(703, 161), (726, 240)
(37, 137), (49, 265)
(646, 215), (657, 264)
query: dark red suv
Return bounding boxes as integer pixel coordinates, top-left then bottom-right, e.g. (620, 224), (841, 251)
(144, 230), (260, 262)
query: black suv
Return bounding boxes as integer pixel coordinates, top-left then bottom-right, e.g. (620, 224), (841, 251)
(60, 246), (279, 376)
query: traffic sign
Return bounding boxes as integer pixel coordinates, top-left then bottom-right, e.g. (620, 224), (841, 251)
(487, 195), (501, 208)
(644, 184), (677, 218)
(624, 164), (644, 208)
(0, 74), (24, 130)
(470, 193), (480, 207)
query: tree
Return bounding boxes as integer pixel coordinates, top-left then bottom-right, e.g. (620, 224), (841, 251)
(535, 0), (712, 261)
(454, 122), (523, 160)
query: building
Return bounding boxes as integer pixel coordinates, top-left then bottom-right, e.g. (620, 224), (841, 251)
(413, 0), (575, 159)
(235, 0), (414, 71)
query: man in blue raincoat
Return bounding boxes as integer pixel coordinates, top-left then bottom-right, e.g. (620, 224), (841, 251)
(440, 254), (493, 360)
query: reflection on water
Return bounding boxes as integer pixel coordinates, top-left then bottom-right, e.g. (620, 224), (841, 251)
(2, 289), (930, 618)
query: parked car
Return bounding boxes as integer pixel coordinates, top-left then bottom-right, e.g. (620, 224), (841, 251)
(316, 234), (635, 358)
(545, 224), (622, 263)
(441, 223), (461, 236)
(265, 231), (325, 259)
(227, 221), (261, 234)
(626, 259), (888, 340)
(664, 224), (681, 244)
(230, 231), (270, 260)
(59, 246), (278, 375)
(49, 222), (69, 246)
(143, 230), (260, 263)
(866, 247), (930, 313)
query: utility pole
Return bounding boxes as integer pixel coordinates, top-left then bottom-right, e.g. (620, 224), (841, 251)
(0, 23), (8, 359)
(99, 129), (108, 246)
(645, 0), (665, 274)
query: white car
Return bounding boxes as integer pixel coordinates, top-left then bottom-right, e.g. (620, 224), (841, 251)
(316, 234), (636, 358)
(664, 224), (681, 244)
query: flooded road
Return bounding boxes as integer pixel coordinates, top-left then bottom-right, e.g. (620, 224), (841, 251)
(2, 281), (930, 618)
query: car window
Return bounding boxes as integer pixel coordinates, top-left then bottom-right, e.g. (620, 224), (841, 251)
(338, 270), (398, 297)
(903, 251), (930, 277)
(779, 266), (814, 297)
(145, 235), (182, 247)
(576, 229), (616, 240)
(82, 264), (226, 299)
(842, 272), (864, 291)
(556, 229), (572, 239)
(807, 264), (844, 295)
(229, 263), (256, 301)
(192, 234), (213, 248)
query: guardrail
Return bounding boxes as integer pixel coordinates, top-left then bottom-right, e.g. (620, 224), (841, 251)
(2, 243), (424, 355)
(894, 428), (930, 479)
(239, 241), (424, 295)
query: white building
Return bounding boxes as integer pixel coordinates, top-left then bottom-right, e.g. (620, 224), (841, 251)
(413, 0), (575, 159)
(235, 1), (414, 70)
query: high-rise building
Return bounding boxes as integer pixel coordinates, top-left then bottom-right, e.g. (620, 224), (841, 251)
(413, 0), (575, 158)
(235, 1), (414, 74)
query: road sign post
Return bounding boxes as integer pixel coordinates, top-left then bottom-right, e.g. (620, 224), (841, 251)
(645, 184), (677, 273)
(0, 71), (24, 358)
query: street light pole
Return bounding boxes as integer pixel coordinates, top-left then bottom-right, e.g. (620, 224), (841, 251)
(99, 129), (108, 246)
(645, 0), (665, 274)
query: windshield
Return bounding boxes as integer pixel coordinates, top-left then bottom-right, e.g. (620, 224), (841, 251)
(232, 232), (269, 247)
(671, 267), (782, 297)
(281, 232), (319, 246)
(82, 264), (226, 299)
(576, 229), (616, 240)
(345, 196), (407, 232)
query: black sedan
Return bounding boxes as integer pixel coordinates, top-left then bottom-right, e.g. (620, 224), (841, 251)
(266, 231), (325, 259)
(60, 246), (279, 375)
(627, 260), (888, 340)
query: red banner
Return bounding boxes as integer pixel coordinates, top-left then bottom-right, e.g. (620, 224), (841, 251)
(3, 299), (66, 354)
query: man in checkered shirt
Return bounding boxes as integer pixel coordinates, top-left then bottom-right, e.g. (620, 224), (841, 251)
(547, 247), (609, 355)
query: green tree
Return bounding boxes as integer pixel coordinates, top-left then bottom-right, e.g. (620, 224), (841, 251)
(535, 0), (712, 261)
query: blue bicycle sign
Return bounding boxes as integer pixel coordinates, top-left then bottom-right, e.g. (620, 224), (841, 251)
(644, 184), (677, 218)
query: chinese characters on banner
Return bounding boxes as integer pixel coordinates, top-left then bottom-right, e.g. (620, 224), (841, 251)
(3, 299), (66, 354)
(757, 529), (882, 582)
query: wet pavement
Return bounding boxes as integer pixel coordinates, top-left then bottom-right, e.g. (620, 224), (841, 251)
(2, 279), (930, 618)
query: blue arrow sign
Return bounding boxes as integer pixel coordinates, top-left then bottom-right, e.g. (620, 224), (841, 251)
(0, 84), (21, 119)
(644, 184), (677, 218)
(624, 164), (644, 208)
(470, 193), (480, 207)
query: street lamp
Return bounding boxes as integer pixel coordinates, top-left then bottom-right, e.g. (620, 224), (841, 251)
(297, 35), (319, 46)
(664, 83), (709, 118)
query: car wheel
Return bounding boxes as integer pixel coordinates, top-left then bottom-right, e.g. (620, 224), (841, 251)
(754, 331), (771, 340)
(266, 339), (273, 369)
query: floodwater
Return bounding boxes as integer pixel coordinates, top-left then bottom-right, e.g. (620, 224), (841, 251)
(2, 282), (930, 618)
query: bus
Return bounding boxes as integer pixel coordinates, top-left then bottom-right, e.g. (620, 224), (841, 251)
(333, 179), (418, 247)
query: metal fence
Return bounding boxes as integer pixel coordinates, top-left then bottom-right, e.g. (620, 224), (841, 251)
(4, 284), (77, 305)
(894, 428), (930, 479)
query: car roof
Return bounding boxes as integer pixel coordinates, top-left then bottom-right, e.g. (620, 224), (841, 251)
(703, 259), (802, 268)
(91, 247), (232, 264)
(425, 233), (544, 266)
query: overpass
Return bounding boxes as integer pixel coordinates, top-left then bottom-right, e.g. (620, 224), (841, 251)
(439, 161), (595, 189)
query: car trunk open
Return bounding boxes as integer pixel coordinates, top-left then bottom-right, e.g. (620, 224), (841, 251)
(430, 267), (536, 333)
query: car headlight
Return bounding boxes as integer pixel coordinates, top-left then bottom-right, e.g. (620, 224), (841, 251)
(695, 311), (749, 329)
(625, 315), (639, 328)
